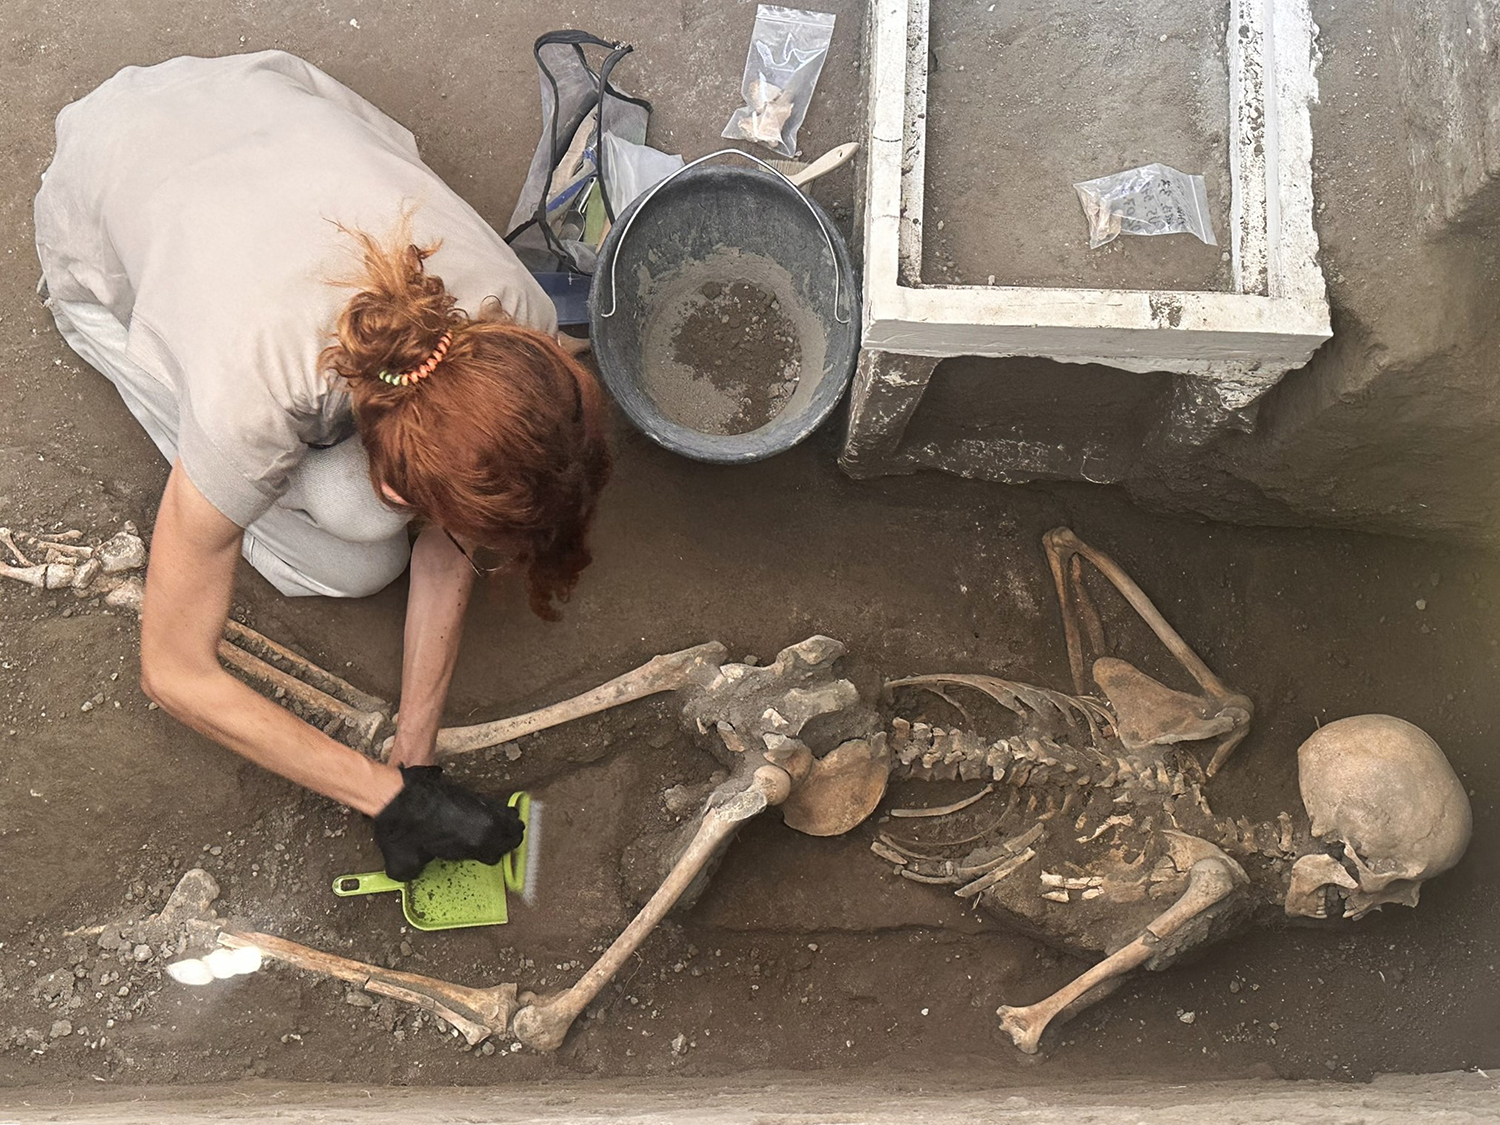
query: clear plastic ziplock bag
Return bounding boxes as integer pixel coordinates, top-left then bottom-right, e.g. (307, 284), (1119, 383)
(1073, 163), (1217, 249)
(723, 5), (836, 158)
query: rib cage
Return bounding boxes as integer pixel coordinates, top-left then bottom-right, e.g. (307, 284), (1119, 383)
(883, 676), (1301, 865)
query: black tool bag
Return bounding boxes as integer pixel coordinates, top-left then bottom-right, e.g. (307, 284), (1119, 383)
(503, 31), (651, 274)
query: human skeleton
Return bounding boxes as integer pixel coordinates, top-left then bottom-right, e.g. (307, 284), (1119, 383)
(2, 522), (1471, 1054)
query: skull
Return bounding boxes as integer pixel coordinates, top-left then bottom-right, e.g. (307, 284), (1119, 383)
(1285, 715), (1472, 920)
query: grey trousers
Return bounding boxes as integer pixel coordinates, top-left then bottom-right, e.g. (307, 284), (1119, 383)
(47, 297), (412, 598)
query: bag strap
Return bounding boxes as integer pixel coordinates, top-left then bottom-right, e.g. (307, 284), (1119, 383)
(507, 31), (652, 266)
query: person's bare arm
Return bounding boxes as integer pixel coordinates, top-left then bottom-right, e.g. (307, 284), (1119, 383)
(140, 461), (403, 815)
(385, 524), (475, 768)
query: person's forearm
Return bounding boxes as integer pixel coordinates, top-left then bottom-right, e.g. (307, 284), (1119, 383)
(141, 462), (403, 817)
(388, 524), (476, 766)
(152, 663), (402, 815)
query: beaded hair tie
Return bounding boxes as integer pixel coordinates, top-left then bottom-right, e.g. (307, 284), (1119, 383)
(377, 331), (452, 387)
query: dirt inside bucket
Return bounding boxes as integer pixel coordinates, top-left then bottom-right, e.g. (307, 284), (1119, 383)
(638, 250), (826, 436)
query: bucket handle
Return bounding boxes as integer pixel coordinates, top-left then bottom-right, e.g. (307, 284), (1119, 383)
(597, 147), (849, 326)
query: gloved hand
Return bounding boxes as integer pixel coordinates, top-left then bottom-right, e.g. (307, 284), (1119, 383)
(372, 765), (524, 882)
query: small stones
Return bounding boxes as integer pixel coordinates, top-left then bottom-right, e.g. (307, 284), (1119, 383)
(1177, 1010), (1196, 1024)
(49, 1019), (73, 1039)
(670, 1032), (688, 1056)
(480, 1040), (496, 1056)
(132, 945), (152, 963)
(344, 990), (376, 1009)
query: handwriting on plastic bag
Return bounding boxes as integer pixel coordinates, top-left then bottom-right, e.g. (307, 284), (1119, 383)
(1073, 163), (1217, 249)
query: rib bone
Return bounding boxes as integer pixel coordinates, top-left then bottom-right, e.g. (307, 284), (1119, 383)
(997, 855), (1242, 1053)
(510, 764), (790, 1051)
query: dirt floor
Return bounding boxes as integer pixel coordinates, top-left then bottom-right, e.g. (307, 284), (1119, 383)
(921, 0), (1235, 292)
(1, 0), (1497, 1103)
(641, 270), (805, 435)
(1, 427), (1497, 1090)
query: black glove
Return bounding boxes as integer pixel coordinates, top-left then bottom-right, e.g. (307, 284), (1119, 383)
(372, 766), (525, 882)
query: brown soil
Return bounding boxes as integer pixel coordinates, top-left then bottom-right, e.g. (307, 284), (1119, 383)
(644, 279), (802, 435)
(0, 428), (1496, 1090)
(3, 0), (1496, 1102)
(921, 0), (1235, 292)
(637, 245), (830, 438)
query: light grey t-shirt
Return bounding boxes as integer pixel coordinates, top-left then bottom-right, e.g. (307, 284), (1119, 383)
(34, 51), (557, 527)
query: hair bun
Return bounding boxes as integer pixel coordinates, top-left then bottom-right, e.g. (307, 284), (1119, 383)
(322, 221), (459, 388)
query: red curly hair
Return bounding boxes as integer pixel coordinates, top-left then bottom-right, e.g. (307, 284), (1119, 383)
(320, 223), (611, 619)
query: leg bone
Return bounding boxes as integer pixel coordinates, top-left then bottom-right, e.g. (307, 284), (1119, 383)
(432, 642), (727, 758)
(224, 619), (389, 717)
(1042, 528), (1253, 776)
(219, 930), (516, 1047)
(216, 641), (388, 749)
(510, 764), (790, 1051)
(0, 528), (33, 566)
(997, 855), (1241, 1053)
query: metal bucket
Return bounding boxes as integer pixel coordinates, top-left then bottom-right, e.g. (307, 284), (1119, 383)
(590, 151), (860, 463)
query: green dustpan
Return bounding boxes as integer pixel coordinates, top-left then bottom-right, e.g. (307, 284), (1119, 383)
(333, 792), (532, 931)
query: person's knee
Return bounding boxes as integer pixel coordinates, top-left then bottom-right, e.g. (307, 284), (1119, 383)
(333, 542), (410, 598)
(244, 531), (409, 598)
(286, 440), (409, 546)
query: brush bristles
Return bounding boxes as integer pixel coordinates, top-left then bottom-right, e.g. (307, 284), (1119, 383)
(521, 798), (542, 906)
